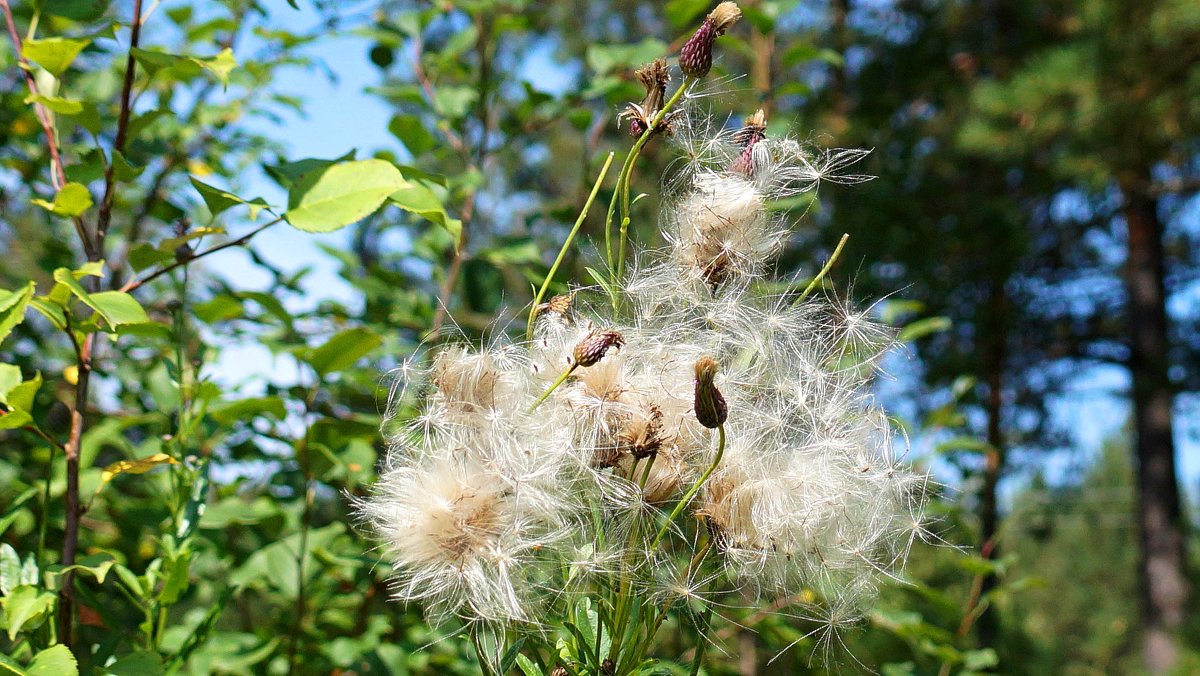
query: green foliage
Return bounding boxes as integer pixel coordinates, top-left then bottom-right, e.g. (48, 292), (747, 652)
(1, 0), (1192, 673)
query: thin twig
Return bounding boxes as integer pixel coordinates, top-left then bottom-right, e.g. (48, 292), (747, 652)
(95, 0), (144, 250)
(120, 218), (282, 293)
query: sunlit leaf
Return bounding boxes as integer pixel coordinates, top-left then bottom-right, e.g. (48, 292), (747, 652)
(22, 37), (92, 76)
(284, 159), (405, 232)
(31, 182), (93, 217)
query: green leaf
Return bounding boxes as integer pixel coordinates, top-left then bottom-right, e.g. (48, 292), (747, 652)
(0, 282), (34, 346)
(0, 544), (20, 595)
(388, 181), (462, 246)
(262, 150), (355, 189)
(50, 269), (148, 327)
(189, 178), (268, 219)
(24, 93), (84, 115)
(2, 585), (56, 640)
(0, 490), (37, 539)
(2, 370), (41, 413)
(209, 396), (285, 425)
(284, 159), (405, 233)
(112, 150), (144, 181)
(131, 48), (237, 86)
(101, 651), (163, 676)
(301, 327), (382, 375)
(31, 182), (93, 217)
(432, 85), (478, 119)
(27, 645), (78, 676)
(87, 291), (150, 327)
(23, 37), (92, 76)
(43, 0), (109, 22)
(128, 244), (174, 272)
(387, 114), (436, 156)
(514, 655), (544, 676)
(897, 316), (952, 342)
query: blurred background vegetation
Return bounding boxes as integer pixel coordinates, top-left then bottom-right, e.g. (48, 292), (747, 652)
(0, 0), (1197, 673)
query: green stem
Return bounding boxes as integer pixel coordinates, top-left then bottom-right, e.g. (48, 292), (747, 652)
(794, 233), (849, 305)
(528, 364), (577, 412)
(527, 151), (615, 340)
(651, 426), (725, 551)
(688, 603), (714, 676)
(612, 80), (691, 287)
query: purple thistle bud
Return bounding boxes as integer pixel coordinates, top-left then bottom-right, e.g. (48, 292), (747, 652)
(573, 329), (624, 367)
(693, 356), (728, 428)
(679, 2), (742, 78)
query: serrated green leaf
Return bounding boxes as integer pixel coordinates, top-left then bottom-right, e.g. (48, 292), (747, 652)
(284, 159), (405, 232)
(27, 645), (77, 676)
(23, 37), (92, 76)
(32, 182), (93, 217)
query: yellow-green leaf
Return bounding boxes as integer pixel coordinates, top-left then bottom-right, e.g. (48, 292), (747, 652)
(31, 182), (92, 217)
(22, 37), (91, 77)
(0, 282), (35, 346)
(101, 453), (177, 483)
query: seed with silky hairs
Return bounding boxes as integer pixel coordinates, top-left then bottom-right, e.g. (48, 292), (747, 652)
(679, 2), (742, 78)
(572, 329), (624, 367)
(693, 355), (728, 428)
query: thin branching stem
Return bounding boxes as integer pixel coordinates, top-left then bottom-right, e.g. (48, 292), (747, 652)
(527, 152), (615, 340)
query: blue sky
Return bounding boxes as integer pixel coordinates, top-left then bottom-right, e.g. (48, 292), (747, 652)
(192, 0), (1198, 501)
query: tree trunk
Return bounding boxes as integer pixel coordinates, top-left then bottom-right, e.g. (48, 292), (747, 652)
(1123, 183), (1189, 673)
(976, 281), (1007, 648)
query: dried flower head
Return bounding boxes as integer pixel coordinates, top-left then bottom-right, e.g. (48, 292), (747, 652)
(621, 59), (674, 138)
(692, 356), (727, 428)
(680, 2), (742, 78)
(573, 329), (625, 367)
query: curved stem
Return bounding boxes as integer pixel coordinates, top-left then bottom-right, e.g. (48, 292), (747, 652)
(612, 79), (692, 287)
(528, 364), (577, 412)
(793, 233), (849, 305)
(527, 152), (615, 340)
(651, 426), (725, 551)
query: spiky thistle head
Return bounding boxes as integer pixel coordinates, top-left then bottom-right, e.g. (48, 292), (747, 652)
(680, 2), (742, 78)
(573, 329), (625, 367)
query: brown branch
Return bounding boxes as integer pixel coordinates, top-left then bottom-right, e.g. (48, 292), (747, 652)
(0, 0), (96, 259)
(95, 0), (144, 250)
(120, 218), (283, 293)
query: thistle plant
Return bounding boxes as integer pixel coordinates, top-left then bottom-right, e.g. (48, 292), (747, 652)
(359, 4), (930, 673)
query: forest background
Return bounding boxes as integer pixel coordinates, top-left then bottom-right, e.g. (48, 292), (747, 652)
(0, 0), (1198, 674)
